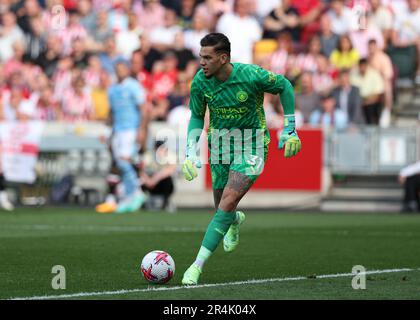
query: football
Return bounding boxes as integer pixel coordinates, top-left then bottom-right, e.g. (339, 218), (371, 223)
(141, 250), (175, 284)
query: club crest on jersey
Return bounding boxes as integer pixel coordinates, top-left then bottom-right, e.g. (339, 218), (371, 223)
(236, 90), (248, 102)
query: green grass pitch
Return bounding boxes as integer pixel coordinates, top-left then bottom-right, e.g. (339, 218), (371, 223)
(1, 207), (420, 300)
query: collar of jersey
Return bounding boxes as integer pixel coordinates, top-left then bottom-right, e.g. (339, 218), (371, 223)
(212, 63), (237, 85)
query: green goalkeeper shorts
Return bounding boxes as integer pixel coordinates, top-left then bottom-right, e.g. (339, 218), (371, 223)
(210, 147), (268, 190)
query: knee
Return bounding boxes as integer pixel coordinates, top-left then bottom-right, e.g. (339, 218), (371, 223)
(116, 157), (131, 171)
(219, 193), (238, 212)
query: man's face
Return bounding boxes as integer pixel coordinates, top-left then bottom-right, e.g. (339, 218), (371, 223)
(408, 0), (419, 11)
(116, 63), (130, 81)
(199, 46), (227, 78)
(359, 63), (368, 75)
(369, 0), (380, 10)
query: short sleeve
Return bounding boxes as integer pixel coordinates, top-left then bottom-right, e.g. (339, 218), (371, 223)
(130, 80), (145, 106)
(188, 77), (206, 118)
(253, 66), (290, 95)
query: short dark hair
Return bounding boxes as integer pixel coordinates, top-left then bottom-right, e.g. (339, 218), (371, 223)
(359, 58), (368, 65)
(368, 39), (377, 45)
(200, 33), (231, 56)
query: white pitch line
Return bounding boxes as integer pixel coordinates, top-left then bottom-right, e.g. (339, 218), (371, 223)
(0, 224), (206, 233)
(9, 267), (416, 300)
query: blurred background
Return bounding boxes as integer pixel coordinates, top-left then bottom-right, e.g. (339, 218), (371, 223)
(0, 0), (419, 214)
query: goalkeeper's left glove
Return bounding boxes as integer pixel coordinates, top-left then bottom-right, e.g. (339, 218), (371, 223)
(182, 141), (202, 181)
(278, 114), (302, 158)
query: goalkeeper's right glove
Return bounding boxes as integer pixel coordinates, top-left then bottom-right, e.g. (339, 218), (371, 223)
(182, 142), (202, 181)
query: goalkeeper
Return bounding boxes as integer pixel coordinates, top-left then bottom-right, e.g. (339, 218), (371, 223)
(181, 33), (301, 285)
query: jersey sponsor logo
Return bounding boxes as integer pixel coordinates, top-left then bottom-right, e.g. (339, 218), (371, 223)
(212, 106), (248, 119)
(236, 90), (248, 102)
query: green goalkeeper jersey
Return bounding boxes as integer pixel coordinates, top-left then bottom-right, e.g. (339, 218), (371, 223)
(189, 63), (295, 155)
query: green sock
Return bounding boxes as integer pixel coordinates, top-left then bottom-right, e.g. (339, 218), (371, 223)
(202, 209), (236, 252)
(193, 209), (236, 269)
(193, 246), (212, 270)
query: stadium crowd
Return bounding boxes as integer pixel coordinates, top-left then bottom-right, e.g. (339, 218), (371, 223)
(0, 0), (419, 131)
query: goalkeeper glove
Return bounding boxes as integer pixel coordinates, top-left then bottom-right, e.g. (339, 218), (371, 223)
(278, 114), (302, 158)
(182, 141), (202, 181)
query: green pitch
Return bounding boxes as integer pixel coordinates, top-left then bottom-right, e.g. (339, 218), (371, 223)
(1, 208), (420, 300)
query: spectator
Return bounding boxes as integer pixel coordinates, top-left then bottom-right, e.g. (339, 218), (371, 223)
(295, 71), (321, 123)
(3, 41), (26, 78)
(318, 13), (339, 58)
(86, 10), (113, 52)
(330, 35), (360, 70)
(152, 51), (179, 101)
(166, 72), (190, 113)
(392, 0), (420, 47)
(262, 0), (300, 42)
(0, 170), (14, 211)
(62, 74), (93, 122)
(332, 69), (364, 126)
(399, 161), (420, 213)
(368, 0), (394, 45)
(141, 140), (177, 211)
(270, 32), (296, 78)
(350, 58), (385, 125)
(71, 37), (90, 70)
(264, 93), (284, 129)
(256, 0), (279, 21)
(149, 8), (182, 52)
(35, 34), (62, 78)
(15, 0), (42, 34)
(172, 32), (196, 71)
(183, 11), (210, 58)
(291, 0), (323, 43)
(24, 16), (47, 63)
(167, 96), (191, 135)
(309, 93), (348, 130)
(178, 0), (197, 30)
(390, 0), (420, 81)
(91, 70), (111, 122)
(294, 35), (323, 74)
(56, 9), (88, 56)
(0, 88), (35, 121)
(116, 11), (143, 59)
(107, 0), (131, 33)
(83, 55), (102, 88)
(0, 11), (25, 62)
(34, 84), (62, 121)
(313, 55), (335, 94)
(328, 0), (355, 35)
(138, 33), (163, 73)
(138, 0), (166, 30)
(216, 0), (262, 64)
(99, 36), (125, 77)
(368, 39), (394, 127)
(52, 56), (74, 100)
(195, 0), (232, 31)
(349, 16), (384, 58)
(131, 49), (153, 100)
(77, 0), (97, 35)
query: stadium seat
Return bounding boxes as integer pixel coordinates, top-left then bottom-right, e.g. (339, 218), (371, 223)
(253, 39), (278, 63)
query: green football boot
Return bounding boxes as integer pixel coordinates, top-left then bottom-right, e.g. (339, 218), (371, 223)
(223, 211), (246, 253)
(181, 264), (202, 285)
